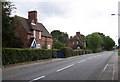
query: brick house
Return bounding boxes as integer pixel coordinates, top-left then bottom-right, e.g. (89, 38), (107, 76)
(66, 32), (86, 49)
(15, 11), (52, 49)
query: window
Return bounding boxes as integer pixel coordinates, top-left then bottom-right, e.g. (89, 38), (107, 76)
(76, 41), (78, 44)
(36, 44), (41, 49)
(47, 45), (51, 49)
(73, 42), (74, 45)
(33, 30), (36, 38)
(39, 31), (42, 39)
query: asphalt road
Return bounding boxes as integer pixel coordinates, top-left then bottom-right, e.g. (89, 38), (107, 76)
(2, 51), (118, 81)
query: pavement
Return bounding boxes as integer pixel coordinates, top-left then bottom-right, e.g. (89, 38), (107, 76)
(118, 56), (120, 81)
(2, 50), (119, 81)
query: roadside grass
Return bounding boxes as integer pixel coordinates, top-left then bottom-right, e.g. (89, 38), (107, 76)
(3, 58), (55, 68)
(119, 52), (120, 56)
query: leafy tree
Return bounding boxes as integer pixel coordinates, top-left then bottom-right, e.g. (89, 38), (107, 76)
(86, 33), (103, 51)
(103, 36), (115, 50)
(2, 1), (23, 48)
(51, 30), (69, 44)
(53, 39), (65, 49)
(118, 38), (120, 48)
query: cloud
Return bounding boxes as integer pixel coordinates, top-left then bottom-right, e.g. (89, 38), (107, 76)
(10, 0), (119, 44)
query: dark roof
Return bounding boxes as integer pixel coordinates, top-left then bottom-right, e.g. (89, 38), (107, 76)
(17, 16), (52, 38)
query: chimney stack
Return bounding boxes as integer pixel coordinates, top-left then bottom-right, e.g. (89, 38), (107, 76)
(28, 11), (37, 24)
(76, 32), (81, 37)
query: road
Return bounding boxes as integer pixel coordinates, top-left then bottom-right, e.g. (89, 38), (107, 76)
(2, 51), (118, 81)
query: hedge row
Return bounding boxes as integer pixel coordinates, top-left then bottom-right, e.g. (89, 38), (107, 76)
(60, 47), (93, 58)
(2, 48), (101, 65)
(2, 48), (58, 65)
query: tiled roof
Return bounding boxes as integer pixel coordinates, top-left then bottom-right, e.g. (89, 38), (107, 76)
(17, 16), (52, 38)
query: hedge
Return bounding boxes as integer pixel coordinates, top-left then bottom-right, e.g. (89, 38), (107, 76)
(73, 50), (84, 56)
(118, 52), (120, 56)
(2, 47), (101, 65)
(85, 49), (93, 54)
(60, 47), (73, 58)
(2, 48), (58, 65)
(60, 48), (94, 58)
(93, 48), (103, 53)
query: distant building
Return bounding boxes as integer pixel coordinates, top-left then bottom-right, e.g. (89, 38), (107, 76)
(15, 11), (52, 49)
(66, 32), (85, 49)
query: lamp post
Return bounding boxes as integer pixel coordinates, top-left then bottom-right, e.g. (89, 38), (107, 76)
(111, 14), (120, 16)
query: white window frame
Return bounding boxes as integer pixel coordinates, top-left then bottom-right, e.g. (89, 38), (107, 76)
(36, 44), (41, 49)
(47, 45), (51, 49)
(76, 41), (78, 44)
(33, 30), (36, 38)
(73, 41), (74, 45)
(39, 31), (42, 39)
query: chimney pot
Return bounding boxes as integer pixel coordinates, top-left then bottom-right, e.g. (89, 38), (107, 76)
(28, 11), (37, 24)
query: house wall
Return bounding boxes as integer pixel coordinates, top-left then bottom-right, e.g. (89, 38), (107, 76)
(16, 24), (31, 48)
(36, 36), (52, 49)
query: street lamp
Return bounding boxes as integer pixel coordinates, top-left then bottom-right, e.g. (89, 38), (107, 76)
(111, 14), (120, 16)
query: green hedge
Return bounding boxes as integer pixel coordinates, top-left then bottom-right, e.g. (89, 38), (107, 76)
(60, 47), (73, 58)
(2, 48), (58, 65)
(85, 49), (93, 54)
(93, 48), (103, 53)
(118, 52), (120, 56)
(73, 50), (84, 56)
(60, 48), (94, 58)
(2, 47), (101, 65)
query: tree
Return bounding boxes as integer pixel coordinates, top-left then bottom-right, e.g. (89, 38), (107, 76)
(86, 33), (103, 51)
(51, 30), (69, 44)
(52, 39), (65, 49)
(118, 38), (120, 48)
(103, 36), (115, 50)
(2, 1), (23, 48)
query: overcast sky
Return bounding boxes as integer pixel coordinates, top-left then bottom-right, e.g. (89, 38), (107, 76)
(9, 0), (119, 44)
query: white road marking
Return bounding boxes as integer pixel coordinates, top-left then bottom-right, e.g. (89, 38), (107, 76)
(87, 57), (93, 60)
(112, 65), (115, 80)
(103, 64), (108, 71)
(97, 63), (108, 80)
(97, 55), (100, 57)
(57, 64), (74, 72)
(78, 60), (86, 63)
(30, 76), (45, 82)
(94, 56), (97, 57)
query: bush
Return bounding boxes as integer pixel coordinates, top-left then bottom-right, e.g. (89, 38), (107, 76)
(118, 52), (120, 56)
(60, 48), (85, 58)
(73, 50), (84, 56)
(60, 47), (73, 58)
(85, 49), (93, 54)
(93, 48), (102, 53)
(2, 48), (58, 65)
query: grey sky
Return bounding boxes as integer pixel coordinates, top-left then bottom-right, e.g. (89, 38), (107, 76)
(10, 0), (119, 44)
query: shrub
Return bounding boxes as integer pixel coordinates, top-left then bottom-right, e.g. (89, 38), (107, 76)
(60, 48), (85, 58)
(73, 50), (84, 56)
(60, 47), (73, 58)
(2, 48), (58, 65)
(118, 52), (120, 56)
(85, 49), (93, 54)
(93, 48), (102, 53)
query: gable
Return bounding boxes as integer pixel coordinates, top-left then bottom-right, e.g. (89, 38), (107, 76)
(16, 16), (52, 38)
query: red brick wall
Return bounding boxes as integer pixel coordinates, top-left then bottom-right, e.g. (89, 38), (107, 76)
(16, 24), (30, 48)
(36, 36), (53, 49)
